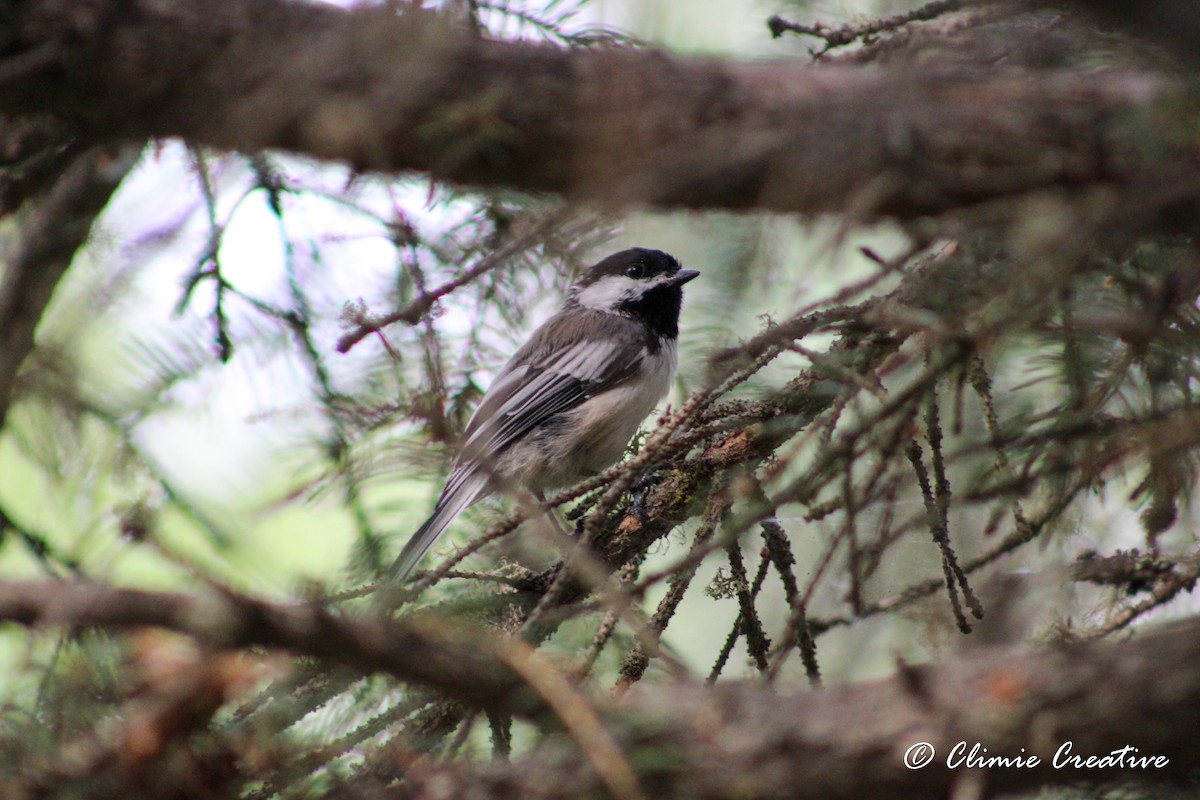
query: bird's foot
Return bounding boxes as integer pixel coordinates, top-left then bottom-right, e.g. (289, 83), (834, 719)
(630, 468), (665, 526)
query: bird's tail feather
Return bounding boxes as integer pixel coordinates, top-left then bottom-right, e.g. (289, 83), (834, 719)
(387, 471), (490, 582)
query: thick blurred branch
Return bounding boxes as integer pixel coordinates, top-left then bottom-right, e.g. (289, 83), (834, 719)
(0, 0), (1188, 221)
(0, 579), (544, 716)
(4, 578), (1200, 800)
(0, 144), (138, 429)
(1061, 0), (1200, 61)
(391, 619), (1200, 800)
(0, 116), (79, 216)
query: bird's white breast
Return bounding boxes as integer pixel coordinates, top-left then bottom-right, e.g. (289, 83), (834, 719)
(567, 337), (677, 473)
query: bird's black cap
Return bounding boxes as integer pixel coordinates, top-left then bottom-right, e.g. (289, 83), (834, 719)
(578, 248), (683, 285)
(572, 247), (697, 340)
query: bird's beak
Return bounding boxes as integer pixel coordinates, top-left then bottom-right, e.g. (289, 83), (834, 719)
(669, 269), (701, 287)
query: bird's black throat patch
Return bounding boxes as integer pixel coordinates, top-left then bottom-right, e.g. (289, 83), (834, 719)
(618, 284), (684, 341)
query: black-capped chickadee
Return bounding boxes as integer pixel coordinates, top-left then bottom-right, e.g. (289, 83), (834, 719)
(388, 247), (699, 581)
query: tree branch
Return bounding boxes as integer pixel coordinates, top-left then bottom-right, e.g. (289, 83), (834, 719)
(0, 144), (138, 429)
(0, 0), (1186, 220)
(390, 617), (1200, 800)
(0, 579), (543, 716)
(4, 578), (1200, 800)
(1060, 0), (1200, 61)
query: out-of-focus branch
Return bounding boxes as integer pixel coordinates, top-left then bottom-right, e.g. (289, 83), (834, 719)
(1058, 0), (1200, 61)
(767, 0), (979, 54)
(0, 144), (139, 429)
(10, 635), (249, 798)
(335, 208), (575, 349)
(391, 618), (1200, 800)
(1077, 550), (1200, 638)
(8, 578), (1200, 800)
(0, 1), (1187, 222)
(1072, 548), (1177, 593)
(385, 615), (1200, 800)
(0, 579), (541, 716)
(0, 115), (80, 217)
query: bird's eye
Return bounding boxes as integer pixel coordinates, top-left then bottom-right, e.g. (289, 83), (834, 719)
(626, 263), (645, 279)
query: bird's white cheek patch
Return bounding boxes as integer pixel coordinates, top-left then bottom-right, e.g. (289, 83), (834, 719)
(574, 276), (639, 311)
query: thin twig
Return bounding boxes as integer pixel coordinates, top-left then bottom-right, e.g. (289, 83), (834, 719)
(336, 211), (574, 353)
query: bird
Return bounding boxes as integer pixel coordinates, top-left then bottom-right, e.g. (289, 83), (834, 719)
(388, 247), (699, 581)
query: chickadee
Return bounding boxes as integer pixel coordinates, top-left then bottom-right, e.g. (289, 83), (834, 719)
(388, 247), (699, 581)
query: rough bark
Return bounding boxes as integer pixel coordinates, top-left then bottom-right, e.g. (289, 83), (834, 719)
(0, 0), (1189, 219)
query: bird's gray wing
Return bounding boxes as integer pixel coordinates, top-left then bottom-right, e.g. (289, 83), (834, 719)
(454, 312), (646, 467)
(388, 312), (644, 581)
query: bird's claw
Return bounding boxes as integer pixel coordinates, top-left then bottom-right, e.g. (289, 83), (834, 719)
(630, 468), (665, 526)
